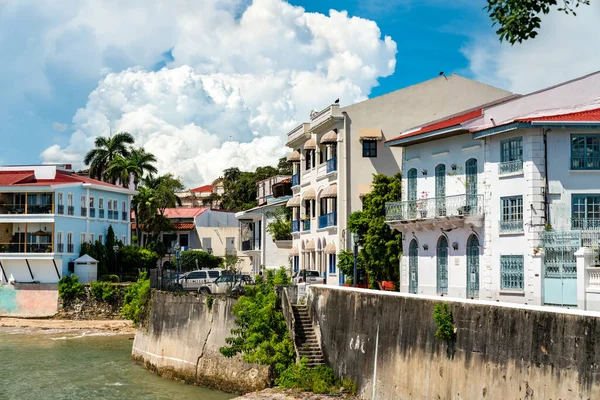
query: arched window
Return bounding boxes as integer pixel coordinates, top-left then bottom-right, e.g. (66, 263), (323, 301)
(465, 158), (478, 211)
(435, 164), (446, 216)
(407, 168), (417, 218)
(466, 234), (480, 298)
(436, 236), (448, 294)
(409, 239), (419, 294)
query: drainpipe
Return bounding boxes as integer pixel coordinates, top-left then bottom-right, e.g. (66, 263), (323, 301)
(261, 213), (266, 270)
(341, 111), (350, 251)
(543, 128), (551, 227)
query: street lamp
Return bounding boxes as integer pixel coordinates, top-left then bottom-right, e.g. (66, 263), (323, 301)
(113, 245), (120, 282)
(174, 242), (181, 279)
(353, 232), (359, 288)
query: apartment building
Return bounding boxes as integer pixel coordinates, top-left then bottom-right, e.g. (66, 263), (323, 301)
(285, 74), (513, 284)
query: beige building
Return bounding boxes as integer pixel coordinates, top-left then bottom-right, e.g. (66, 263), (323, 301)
(286, 74), (512, 285)
(176, 178), (225, 208)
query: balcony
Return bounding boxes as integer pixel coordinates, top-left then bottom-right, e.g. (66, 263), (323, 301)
(0, 242), (54, 254)
(292, 220), (300, 233)
(81, 207), (87, 217)
(57, 205), (64, 215)
(292, 174), (300, 187)
(122, 211), (128, 221)
(108, 210), (114, 219)
(499, 160), (523, 176)
(242, 239), (261, 252)
(318, 212), (337, 229)
(67, 244), (74, 253)
(0, 203), (54, 215)
(57, 243), (64, 253)
(67, 206), (74, 216)
(326, 157), (337, 173)
(99, 209), (105, 218)
(303, 219), (311, 231)
(572, 218), (600, 230)
(386, 194), (484, 231)
(499, 219), (523, 234)
(90, 208), (96, 218)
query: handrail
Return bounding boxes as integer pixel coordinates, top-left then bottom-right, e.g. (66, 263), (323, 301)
(281, 287), (299, 363)
(386, 194), (484, 222)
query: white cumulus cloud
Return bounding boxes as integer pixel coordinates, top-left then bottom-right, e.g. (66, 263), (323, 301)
(30, 0), (397, 186)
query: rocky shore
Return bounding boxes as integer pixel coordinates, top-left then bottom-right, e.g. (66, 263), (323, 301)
(234, 388), (357, 400)
(0, 317), (134, 333)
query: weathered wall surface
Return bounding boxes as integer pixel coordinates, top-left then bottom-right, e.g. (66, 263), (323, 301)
(308, 285), (600, 400)
(0, 283), (58, 317)
(132, 291), (271, 394)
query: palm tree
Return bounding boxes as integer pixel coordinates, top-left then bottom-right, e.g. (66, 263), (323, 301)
(132, 186), (156, 246)
(105, 156), (137, 188)
(83, 132), (135, 182)
(128, 148), (157, 188)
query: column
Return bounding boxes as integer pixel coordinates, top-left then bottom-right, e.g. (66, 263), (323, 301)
(576, 247), (595, 310)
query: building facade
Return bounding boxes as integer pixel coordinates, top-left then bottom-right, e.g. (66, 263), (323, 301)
(385, 71), (600, 310)
(285, 74), (513, 285)
(0, 164), (134, 284)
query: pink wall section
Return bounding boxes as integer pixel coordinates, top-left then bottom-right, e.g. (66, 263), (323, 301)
(0, 283), (58, 317)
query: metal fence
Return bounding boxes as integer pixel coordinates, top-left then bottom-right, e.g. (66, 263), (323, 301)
(149, 268), (184, 291)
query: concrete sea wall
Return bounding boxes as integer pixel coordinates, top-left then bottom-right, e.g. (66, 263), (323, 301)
(132, 291), (271, 394)
(0, 283), (58, 317)
(308, 285), (600, 400)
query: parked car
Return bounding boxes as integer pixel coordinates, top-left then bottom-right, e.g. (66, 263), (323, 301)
(292, 269), (325, 285)
(199, 274), (254, 294)
(178, 269), (232, 291)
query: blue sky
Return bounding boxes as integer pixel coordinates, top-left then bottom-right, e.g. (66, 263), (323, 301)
(0, 0), (598, 185)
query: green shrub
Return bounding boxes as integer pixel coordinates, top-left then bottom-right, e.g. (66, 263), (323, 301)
(90, 281), (118, 302)
(180, 250), (223, 271)
(341, 377), (358, 395)
(276, 358), (353, 394)
(206, 296), (214, 312)
(99, 274), (120, 283)
(433, 303), (455, 342)
(121, 272), (151, 326)
(118, 246), (159, 274)
(58, 275), (85, 301)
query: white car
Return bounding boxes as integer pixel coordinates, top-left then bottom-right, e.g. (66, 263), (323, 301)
(292, 269), (324, 285)
(178, 269), (232, 291)
(199, 274), (254, 294)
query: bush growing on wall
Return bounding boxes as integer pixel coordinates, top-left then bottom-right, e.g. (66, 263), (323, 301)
(118, 246), (159, 275)
(90, 281), (118, 302)
(276, 358), (357, 395)
(58, 275), (85, 301)
(180, 250), (223, 271)
(121, 272), (151, 326)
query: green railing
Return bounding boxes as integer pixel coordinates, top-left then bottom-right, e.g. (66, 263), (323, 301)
(499, 219), (523, 233)
(498, 159), (523, 175)
(386, 194), (483, 222)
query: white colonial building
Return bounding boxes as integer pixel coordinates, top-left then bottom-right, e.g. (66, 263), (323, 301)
(385, 71), (600, 310)
(285, 74), (513, 284)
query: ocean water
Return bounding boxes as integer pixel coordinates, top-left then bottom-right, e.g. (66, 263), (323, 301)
(0, 327), (235, 400)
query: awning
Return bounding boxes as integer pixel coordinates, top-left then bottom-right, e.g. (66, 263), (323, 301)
(358, 184), (372, 198)
(304, 239), (315, 251)
(324, 243), (336, 254)
(359, 128), (382, 141)
(290, 247), (299, 256)
(304, 138), (317, 150)
(302, 187), (316, 200)
(321, 184), (337, 198)
(320, 130), (338, 144)
(286, 151), (301, 162)
(286, 196), (301, 208)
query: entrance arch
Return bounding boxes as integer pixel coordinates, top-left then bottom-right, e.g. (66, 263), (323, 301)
(409, 239), (418, 294)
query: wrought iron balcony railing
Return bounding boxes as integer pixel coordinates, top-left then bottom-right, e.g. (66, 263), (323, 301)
(318, 212), (337, 228)
(99, 209), (105, 218)
(385, 194), (484, 222)
(57, 243), (64, 253)
(81, 207), (87, 217)
(572, 218), (600, 230)
(67, 244), (74, 253)
(499, 219), (523, 233)
(572, 157), (600, 170)
(498, 160), (523, 175)
(302, 219), (311, 231)
(57, 205), (64, 215)
(67, 206), (74, 216)
(326, 157), (337, 173)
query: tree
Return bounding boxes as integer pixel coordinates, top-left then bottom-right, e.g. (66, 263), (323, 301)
(128, 147), (158, 188)
(106, 225), (118, 274)
(277, 157), (293, 175)
(486, 0), (590, 44)
(180, 250), (223, 271)
(83, 132), (135, 182)
(106, 155), (137, 188)
(153, 174), (184, 216)
(336, 250), (366, 285)
(266, 207), (292, 241)
(347, 173), (402, 288)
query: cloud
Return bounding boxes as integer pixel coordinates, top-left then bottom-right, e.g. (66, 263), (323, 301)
(463, 4), (600, 94)
(35, 0), (397, 186)
(52, 122), (68, 132)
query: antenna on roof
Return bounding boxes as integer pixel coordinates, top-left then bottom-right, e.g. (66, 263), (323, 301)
(439, 72), (448, 81)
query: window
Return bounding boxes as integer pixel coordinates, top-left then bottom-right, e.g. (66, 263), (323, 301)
(122, 200), (127, 220)
(89, 234), (94, 243)
(89, 197), (95, 208)
(362, 140), (377, 157)
(499, 137), (523, 174)
(57, 193), (64, 214)
(179, 234), (189, 247)
(99, 234), (104, 244)
(81, 233), (86, 244)
(56, 232), (63, 253)
(67, 233), (73, 253)
(500, 255), (524, 290)
(407, 168), (417, 218)
(571, 134), (600, 170)
(99, 198), (105, 218)
(208, 271), (220, 279)
(572, 194), (600, 229)
(198, 271), (207, 279)
(328, 253), (336, 274)
(500, 196), (523, 233)
(68, 193), (73, 207)
(58, 193), (63, 206)
(80, 195), (87, 217)
(122, 235), (126, 244)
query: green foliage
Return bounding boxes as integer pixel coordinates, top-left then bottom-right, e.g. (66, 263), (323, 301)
(336, 250), (365, 284)
(90, 281), (118, 302)
(486, 0), (590, 44)
(121, 272), (151, 325)
(106, 226), (117, 272)
(220, 267), (295, 376)
(146, 241), (168, 258)
(206, 296), (214, 312)
(58, 275), (85, 301)
(118, 246), (159, 275)
(180, 250), (223, 271)
(276, 358), (355, 395)
(347, 173), (402, 287)
(100, 274), (120, 283)
(277, 157), (293, 175)
(433, 303), (455, 342)
(266, 207), (292, 241)
(83, 132), (135, 182)
(224, 254), (243, 274)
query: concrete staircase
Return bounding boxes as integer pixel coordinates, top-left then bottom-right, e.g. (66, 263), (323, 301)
(291, 304), (324, 367)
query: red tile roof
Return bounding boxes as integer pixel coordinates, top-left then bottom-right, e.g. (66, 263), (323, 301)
(190, 184), (212, 193)
(0, 169), (129, 189)
(387, 109), (482, 142)
(163, 207), (208, 218)
(173, 222), (195, 230)
(516, 107), (600, 122)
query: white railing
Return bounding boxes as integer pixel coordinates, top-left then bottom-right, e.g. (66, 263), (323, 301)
(386, 194), (484, 222)
(587, 267), (600, 292)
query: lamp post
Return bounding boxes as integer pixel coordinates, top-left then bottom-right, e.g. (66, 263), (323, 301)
(113, 245), (120, 282)
(353, 232), (359, 288)
(174, 242), (181, 280)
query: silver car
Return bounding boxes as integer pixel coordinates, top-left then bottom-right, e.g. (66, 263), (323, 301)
(292, 269), (324, 285)
(199, 274), (254, 294)
(179, 269), (231, 291)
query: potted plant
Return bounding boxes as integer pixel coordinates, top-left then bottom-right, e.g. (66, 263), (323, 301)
(417, 191), (429, 218)
(266, 207), (293, 248)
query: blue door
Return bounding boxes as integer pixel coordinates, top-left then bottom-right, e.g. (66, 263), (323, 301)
(466, 235), (480, 298)
(436, 236), (448, 295)
(409, 239), (418, 294)
(542, 231), (579, 307)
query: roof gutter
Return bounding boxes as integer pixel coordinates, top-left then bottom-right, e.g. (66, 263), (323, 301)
(385, 125), (465, 147)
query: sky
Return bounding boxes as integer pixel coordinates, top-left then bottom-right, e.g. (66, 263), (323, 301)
(1, 0), (599, 187)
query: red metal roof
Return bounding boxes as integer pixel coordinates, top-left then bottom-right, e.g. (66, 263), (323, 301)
(516, 107), (600, 122)
(163, 207), (208, 218)
(387, 109), (482, 142)
(190, 184), (212, 193)
(0, 169), (128, 189)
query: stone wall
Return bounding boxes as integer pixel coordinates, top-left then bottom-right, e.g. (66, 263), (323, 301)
(308, 285), (600, 400)
(0, 283), (58, 317)
(132, 291), (271, 394)
(57, 284), (127, 319)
